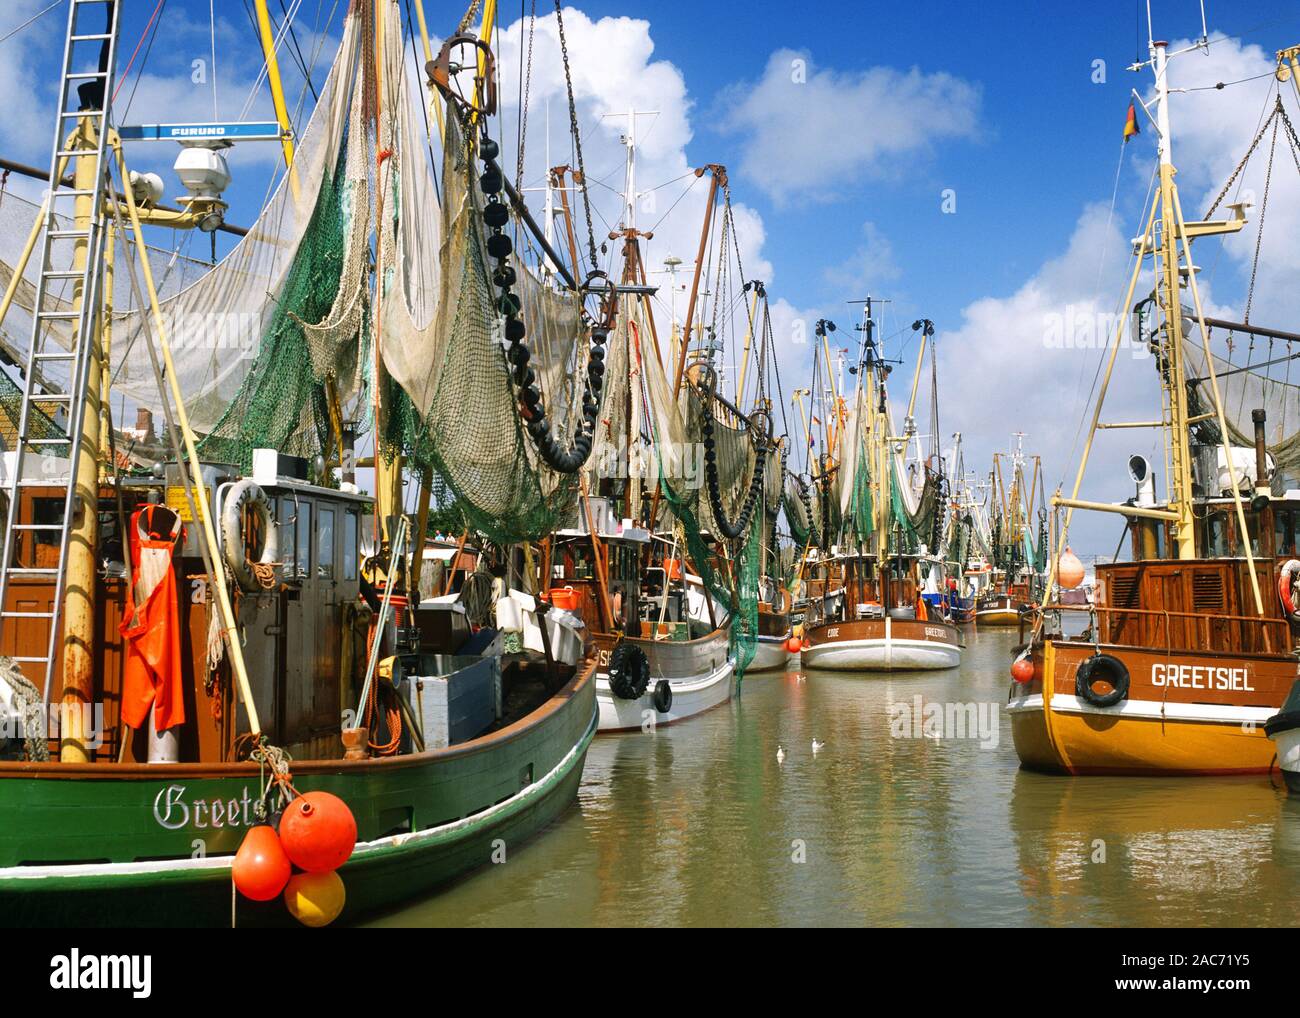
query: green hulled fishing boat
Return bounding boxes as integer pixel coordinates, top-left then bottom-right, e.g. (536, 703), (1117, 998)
(0, 0), (618, 925)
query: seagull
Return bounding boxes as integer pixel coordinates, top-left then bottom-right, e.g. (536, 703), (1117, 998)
(776, 745), (785, 765)
(811, 739), (824, 755)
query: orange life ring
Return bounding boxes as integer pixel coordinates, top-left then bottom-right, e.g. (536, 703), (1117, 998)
(1279, 560), (1300, 623)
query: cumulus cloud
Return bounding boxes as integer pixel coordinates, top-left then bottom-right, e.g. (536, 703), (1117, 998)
(715, 49), (982, 205)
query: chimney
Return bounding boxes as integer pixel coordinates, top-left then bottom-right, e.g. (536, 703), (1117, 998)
(134, 407), (154, 443)
(1252, 408), (1270, 511)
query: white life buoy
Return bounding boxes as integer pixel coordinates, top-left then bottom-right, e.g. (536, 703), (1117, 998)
(221, 479), (278, 592)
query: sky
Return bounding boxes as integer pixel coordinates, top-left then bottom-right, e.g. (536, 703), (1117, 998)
(3, 0), (1300, 556)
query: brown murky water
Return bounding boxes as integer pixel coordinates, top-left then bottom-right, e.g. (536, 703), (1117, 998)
(366, 627), (1300, 927)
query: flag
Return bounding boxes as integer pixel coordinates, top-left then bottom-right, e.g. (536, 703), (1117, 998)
(1123, 101), (1140, 143)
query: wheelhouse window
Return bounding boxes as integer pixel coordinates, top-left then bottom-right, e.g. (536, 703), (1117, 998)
(1276, 509), (1297, 558)
(343, 509), (358, 580)
(277, 497), (297, 578)
(296, 501), (312, 578)
(1204, 513), (1228, 557)
(318, 508), (335, 580)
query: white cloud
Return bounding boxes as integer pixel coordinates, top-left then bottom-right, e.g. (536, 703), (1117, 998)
(716, 49), (982, 205)
(824, 220), (899, 291)
(484, 8), (775, 375)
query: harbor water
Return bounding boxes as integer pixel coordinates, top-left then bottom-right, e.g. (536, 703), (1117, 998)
(367, 628), (1300, 927)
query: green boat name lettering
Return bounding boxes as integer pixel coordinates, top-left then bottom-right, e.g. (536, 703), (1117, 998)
(153, 784), (257, 830)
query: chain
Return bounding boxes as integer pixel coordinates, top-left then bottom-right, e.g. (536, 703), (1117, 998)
(1244, 110), (1279, 323)
(554, 0), (598, 272)
(515, 0), (535, 193)
(1206, 97), (1281, 218)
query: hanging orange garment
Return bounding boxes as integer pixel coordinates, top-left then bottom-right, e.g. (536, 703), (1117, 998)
(120, 504), (186, 732)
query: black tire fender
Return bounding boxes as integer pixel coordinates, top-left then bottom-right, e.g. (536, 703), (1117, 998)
(652, 679), (673, 714)
(1075, 653), (1130, 708)
(608, 642), (650, 700)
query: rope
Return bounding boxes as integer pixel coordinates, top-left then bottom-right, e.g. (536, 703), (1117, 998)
(554, 0), (598, 272)
(1, 657), (48, 762)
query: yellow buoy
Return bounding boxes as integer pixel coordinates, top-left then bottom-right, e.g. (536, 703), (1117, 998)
(283, 870), (346, 927)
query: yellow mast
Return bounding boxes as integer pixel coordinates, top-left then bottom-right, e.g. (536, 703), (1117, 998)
(1278, 44), (1300, 104)
(253, 0), (298, 195)
(59, 118), (104, 762)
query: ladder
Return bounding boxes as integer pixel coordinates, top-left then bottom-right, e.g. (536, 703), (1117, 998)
(0, 0), (121, 701)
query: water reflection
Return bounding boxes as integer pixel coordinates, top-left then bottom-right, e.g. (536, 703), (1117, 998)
(366, 628), (1300, 927)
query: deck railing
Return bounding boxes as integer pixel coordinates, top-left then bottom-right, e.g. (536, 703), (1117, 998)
(1034, 601), (1291, 656)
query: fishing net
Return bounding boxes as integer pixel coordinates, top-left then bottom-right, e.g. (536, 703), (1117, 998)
(197, 83), (367, 468)
(782, 471), (817, 548)
(1183, 337), (1300, 493)
(0, 369), (64, 450)
(632, 304), (762, 675)
(382, 102), (592, 544)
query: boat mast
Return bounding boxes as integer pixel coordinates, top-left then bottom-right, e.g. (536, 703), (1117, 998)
(1150, 39), (1198, 560)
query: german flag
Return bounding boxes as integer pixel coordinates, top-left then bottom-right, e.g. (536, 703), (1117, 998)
(1123, 101), (1140, 143)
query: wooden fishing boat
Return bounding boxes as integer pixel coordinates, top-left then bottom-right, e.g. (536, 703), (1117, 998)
(0, 1), (618, 925)
(1011, 26), (1300, 776)
(796, 307), (964, 672)
(750, 599), (795, 671)
(975, 586), (1030, 627)
(803, 613), (962, 671)
(536, 126), (781, 726)
(977, 436), (1047, 626)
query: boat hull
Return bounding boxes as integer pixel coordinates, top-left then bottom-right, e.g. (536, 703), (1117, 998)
(0, 663), (598, 926)
(975, 594), (1027, 627)
(1009, 639), (1289, 775)
(748, 634), (793, 672)
(593, 627), (735, 731)
(802, 617), (962, 672)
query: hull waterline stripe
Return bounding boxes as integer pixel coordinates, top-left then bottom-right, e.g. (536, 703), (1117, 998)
(0, 705), (600, 884)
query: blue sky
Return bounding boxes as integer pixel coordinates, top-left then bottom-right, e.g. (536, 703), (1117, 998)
(4, 0), (1300, 555)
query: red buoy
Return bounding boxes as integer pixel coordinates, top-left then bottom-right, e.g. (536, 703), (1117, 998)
(232, 824), (292, 901)
(784, 636), (802, 654)
(1010, 657), (1034, 684)
(279, 792), (357, 873)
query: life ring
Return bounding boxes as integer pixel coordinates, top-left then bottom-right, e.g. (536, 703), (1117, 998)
(652, 679), (673, 714)
(1279, 560), (1300, 624)
(221, 479), (278, 593)
(1075, 653), (1130, 708)
(607, 642), (650, 700)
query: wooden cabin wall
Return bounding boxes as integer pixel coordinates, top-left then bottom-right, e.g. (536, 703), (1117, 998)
(1096, 559), (1288, 655)
(0, 572), (221, 763)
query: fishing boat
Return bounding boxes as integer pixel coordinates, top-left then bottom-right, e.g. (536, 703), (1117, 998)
(974, 436), (1046, 627)
(937, 432), (987, 625)
(537, 125), (779, 727)
(799, 306), (964, 672)
(0, 0), (625, 925)
(1010, 24), (1300, 776)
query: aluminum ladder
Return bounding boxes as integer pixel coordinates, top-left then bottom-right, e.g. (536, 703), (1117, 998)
(0, 0), (122, 701)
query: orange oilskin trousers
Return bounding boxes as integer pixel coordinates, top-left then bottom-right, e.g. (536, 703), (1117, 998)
(119, 504), (186, 732)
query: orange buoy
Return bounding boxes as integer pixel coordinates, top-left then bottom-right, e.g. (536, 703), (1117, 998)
(1057, 547), (1085, 590)
(279, 792), (357, 873)
(283, 870), (346, 927)
(1010, 657), (1034, 684)
(784, 636), (802, 654)
(232, 824), (292, 902)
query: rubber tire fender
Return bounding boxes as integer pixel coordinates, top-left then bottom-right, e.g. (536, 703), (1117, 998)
(652, 679), (673, 714)
(608, 642), (650, 700)
(1075, 653), (1130, 708)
